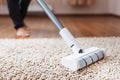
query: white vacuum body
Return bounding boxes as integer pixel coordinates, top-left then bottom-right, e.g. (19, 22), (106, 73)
(37, 0), (106, 71)
(61, 47), (105, 71)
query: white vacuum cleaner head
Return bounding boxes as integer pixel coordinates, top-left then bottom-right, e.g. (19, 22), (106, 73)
(61, 47), (105, 71)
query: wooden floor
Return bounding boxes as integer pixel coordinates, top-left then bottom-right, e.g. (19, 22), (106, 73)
(0, 15), (120, 38)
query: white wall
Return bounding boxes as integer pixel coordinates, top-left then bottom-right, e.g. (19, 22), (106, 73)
(43, 0), (120, 15)
(0, 0), (110, 15)
(109, 0), (120, 16)
(0, 0), (120, 15)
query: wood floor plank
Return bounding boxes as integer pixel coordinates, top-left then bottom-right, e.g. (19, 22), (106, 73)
(0, 15), (120, 38)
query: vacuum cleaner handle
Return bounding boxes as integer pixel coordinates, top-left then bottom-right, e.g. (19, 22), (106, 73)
(37, 0), (64, 30)
(37, 0), (83, 53)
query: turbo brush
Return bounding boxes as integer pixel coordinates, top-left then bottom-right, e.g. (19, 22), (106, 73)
(37, 0), (106, 71)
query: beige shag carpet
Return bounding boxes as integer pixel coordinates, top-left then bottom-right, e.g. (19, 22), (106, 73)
(0, 37), (120, 80)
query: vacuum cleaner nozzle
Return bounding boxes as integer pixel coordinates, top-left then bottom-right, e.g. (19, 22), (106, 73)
(61, 47), (105, 71)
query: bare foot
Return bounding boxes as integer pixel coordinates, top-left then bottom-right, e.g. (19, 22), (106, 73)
(15, 27), (30, 39)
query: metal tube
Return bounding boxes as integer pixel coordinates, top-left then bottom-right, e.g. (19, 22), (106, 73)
(37, 0), (64, 30)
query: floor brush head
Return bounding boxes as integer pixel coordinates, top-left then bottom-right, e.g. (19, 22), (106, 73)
(61, 47), (106, 71)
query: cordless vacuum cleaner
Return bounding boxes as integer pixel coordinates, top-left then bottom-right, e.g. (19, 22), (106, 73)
(37, 0), (106, 71)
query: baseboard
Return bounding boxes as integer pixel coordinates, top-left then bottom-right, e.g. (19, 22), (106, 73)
(27, 13), (120, 17)
(1, 13), (120, 18)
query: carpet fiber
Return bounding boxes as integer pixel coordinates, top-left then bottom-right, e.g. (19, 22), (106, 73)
(0, 37), (120, 80)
